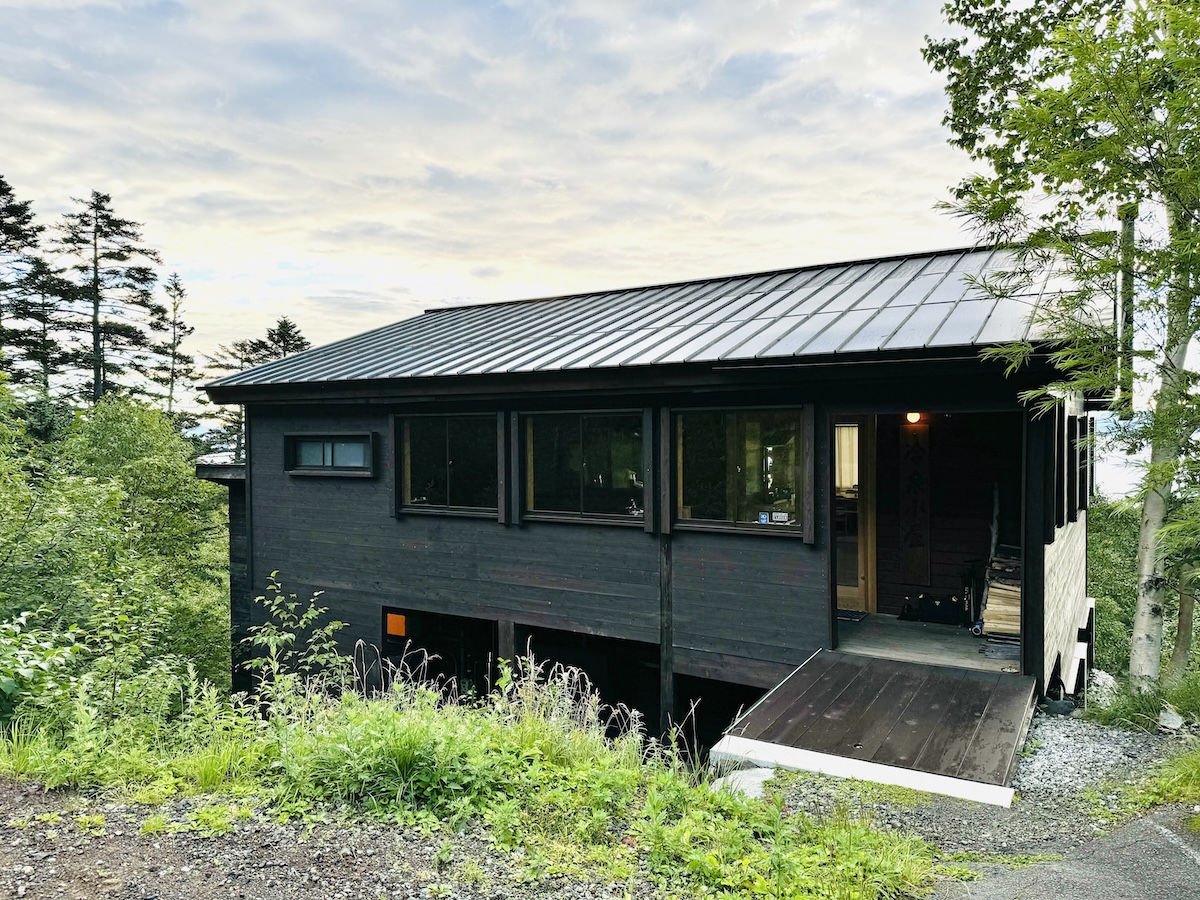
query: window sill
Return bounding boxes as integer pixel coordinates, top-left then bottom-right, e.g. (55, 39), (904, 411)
(399, 506), (498, 519)
(285, 468), (375, 478)
(522, 513), (645, 528)
(674, 520), (806, 539)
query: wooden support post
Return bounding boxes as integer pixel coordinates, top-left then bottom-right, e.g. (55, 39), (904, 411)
(1022, 413), (1047, 693)
(657, 405), (674, 735)
(497, 620), (515, 663)
(659, 532), (674, 737)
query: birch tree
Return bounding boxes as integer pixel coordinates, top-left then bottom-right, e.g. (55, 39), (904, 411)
(925, 0), (1200, 691)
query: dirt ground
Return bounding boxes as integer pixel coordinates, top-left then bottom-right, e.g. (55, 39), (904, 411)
(0, 779), (653, 900)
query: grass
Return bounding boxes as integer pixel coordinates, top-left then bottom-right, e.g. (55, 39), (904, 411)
(0, 653), (941, 899)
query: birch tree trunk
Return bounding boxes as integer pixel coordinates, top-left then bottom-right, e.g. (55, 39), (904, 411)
(1128, 206), (1193, 693)
(1167, 565), (1195, 685)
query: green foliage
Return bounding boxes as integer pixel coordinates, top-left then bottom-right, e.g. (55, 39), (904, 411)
(0, 623), (936, 899)
(0, 385), (230, 691)
(927, 0), (1200, 690)
(1089, 496), (1140, 674)
(0, 614), (83, 723)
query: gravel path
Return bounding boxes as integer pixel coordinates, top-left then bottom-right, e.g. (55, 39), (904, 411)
(779, 712), (1183, 858)
(0, 781), (657, 900)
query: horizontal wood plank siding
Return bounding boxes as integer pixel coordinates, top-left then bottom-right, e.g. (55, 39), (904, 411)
(1043, 512), (1088, 685)
(247, 408), (660, 653)
(672, 531), (828, 668)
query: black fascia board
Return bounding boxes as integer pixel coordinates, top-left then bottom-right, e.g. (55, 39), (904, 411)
(203, 346), (1059, 407)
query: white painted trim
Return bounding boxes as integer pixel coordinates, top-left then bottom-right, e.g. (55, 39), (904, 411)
(709, 734), (1015, 807)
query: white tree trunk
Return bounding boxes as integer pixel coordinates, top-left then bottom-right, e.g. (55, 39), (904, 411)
(1167, 565), (1195, 685)
(1129, 454), (1174, 693)
(1128, 301), (1190, 693)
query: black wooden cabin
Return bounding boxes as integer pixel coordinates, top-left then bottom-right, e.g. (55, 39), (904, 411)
(204, 247), (1094, 773)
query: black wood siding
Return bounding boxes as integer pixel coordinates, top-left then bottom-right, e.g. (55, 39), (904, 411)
(235, 362), (1053, 691)
(246, 408), (660, 655)
(228, 480), (252, 691)
(672, 530), (828, 676)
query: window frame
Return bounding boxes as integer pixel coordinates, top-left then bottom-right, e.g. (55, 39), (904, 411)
(673, 405), (814, 541)
(284, 432), (375, 477)
(521, 408), (648, 527)
(395, 413), (501, 518)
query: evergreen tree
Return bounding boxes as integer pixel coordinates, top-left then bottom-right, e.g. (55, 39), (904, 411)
(15, 257), (81, 397)
(55, 191), (164, 403)
(147, 273), (201, 417)
(0, 175), (45, 380)
(247, 316), (311, 362)
(203, 317), (311, 462)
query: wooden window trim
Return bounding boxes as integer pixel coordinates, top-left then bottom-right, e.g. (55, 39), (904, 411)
(284, 432), (375, 477)
(673, 406), (814, 541)
(397, 413), (499, 515)
(520, 409), (648, 526)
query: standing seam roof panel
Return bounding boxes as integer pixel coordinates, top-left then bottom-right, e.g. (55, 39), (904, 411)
(207, 248), (1070, 388)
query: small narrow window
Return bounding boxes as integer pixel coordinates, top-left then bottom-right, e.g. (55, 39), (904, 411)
(403, 415), (498, 511)
(677, 409), (805, 528)
(525, 413), (644, 519)
(286, 434), (373, 476)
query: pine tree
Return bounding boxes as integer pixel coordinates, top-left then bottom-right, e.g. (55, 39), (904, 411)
(15, 257), (80, 397)
(204, 339), (258, 463)
(203, 317), (311, 462)
(0, 175), (45, 381)
(146, 273), (201, 417)
(55, 191), (163, 402)
(247, 316), (311, 362)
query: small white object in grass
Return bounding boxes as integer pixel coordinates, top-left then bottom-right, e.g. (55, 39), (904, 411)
(1158, 704), (1185, 732)
(711, 767), (776, 799)
(1088, 670), (1119, 707)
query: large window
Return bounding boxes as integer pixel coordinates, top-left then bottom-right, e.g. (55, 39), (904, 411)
(526, 413), (644, 519)
(286, 434), (373, 476)
(403, 416), (498, 510)
(677, 409), (804, 528)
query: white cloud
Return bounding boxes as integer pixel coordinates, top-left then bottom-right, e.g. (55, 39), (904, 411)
(0, 0), (975, 360)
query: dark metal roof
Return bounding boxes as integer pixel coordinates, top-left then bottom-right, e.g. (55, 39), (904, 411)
(209, 247), (1056, 389)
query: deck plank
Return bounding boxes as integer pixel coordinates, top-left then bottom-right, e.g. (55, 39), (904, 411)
(870, 666), (970, 769)
(732, 652), (840, 741)
(839, 663), (935, 761)
(721, 651), (1035, 789)
(911, 670), (1002, 777)
(798, 657), (910, 755)
(952, 676), (1037, 784)
(759, 657), (870, 745)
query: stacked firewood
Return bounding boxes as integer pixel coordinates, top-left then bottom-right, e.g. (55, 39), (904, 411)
(982, 547), (1022, 637)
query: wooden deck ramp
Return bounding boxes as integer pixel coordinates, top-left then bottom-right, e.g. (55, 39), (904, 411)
(709, 651), (1036, 807)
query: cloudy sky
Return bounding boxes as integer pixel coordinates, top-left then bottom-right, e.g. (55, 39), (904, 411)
(0, 0), (980, 356)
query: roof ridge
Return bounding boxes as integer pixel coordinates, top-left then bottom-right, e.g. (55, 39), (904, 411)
(423, 244), (987, 315)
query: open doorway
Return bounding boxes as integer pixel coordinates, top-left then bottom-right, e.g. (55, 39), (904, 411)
(834, 417), (876, 615)
(833, 412), (1024, 674)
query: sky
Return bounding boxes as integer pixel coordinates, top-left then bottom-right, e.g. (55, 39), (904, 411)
(0, 0), (980, 358)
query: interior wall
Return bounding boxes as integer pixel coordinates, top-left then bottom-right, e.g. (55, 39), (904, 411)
(874, 413), (1023, 616)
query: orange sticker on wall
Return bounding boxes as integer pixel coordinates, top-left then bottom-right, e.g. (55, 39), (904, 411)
(385, 613), (407, 637)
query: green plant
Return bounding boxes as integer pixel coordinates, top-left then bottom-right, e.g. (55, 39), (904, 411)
(242, 573), (350, 712)
(434, 837), (453, 871)
(188, 804), (235, 836)
(0, 614), (84, 723)
(139, 813), (170, 835)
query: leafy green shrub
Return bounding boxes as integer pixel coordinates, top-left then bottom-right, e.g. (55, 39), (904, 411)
(1088, 496), (1139, 674)
(0, 614), (83, 725)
